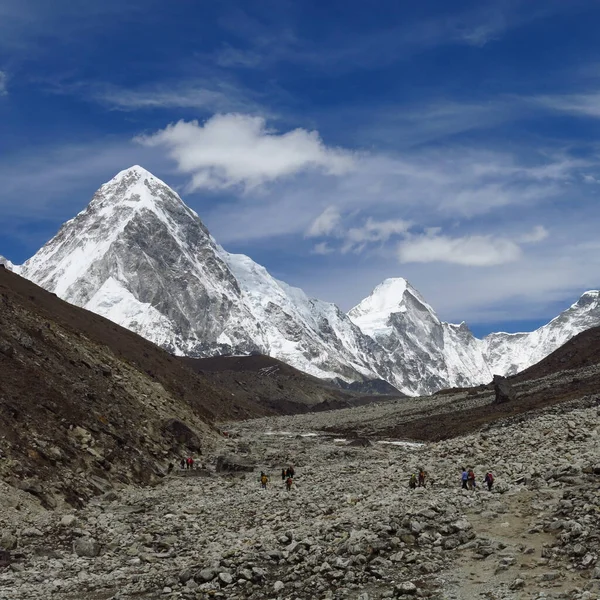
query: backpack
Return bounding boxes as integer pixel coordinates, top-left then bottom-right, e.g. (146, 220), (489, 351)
(487, 473), (494, 483)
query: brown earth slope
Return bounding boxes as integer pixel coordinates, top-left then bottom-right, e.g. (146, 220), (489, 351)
(181, 355), (402, 414)
(0, 266), (276, 508)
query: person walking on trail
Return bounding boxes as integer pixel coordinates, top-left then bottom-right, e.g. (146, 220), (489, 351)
(409, 473), (417, 489)
(467, 469), (476, 490)
(461, 467), (468, 489)
(483, 472), (494, 491)
(260, 472), (269, 489)
(180, 458), (186, 470)
(281, 468), (286, 481)
(285, 476), (293, 491)
(287, 465), (295, 478)
(418, 468), (426, 488)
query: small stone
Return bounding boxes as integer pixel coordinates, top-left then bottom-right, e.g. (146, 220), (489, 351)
(509, 578), (526, 590)
(0, 533), (17, 550)
(60, 515), (77, 527)
(196, 568), (216, 583)
(274, 580), (285, 592)
(396, 581), (418, 594)
(218, 572), (233, 585)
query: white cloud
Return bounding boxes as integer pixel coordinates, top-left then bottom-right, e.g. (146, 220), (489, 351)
(138, 114), (356, 191)
(86, 80), (266, 114)
(0, 71), (7, 95)
(398, 233), (522, 266)
(536, 92), (600, 118)
(306, 206), (342, 237)
(519, 225), (548, 244)
(311, 242), (334, 255)
(342, 218), (411, 254)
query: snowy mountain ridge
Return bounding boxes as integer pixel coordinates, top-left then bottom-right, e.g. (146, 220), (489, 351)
(6, 166), (600, 395)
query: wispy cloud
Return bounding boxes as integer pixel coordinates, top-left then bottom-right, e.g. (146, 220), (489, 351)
(397, 232), (523, 266)
(48, 78), (268, 115)
(519, 225), (549, 244)
(211, 2), (578, 73)
(306, 206), (342, 237)
(137, 114), (356, 191)
(311, 242), (334, 255)
(535, 92), (600, 118)
(0, 71), (7, 95)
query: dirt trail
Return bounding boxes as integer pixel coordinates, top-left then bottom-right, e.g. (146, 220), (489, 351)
(441, 488), (593, 599)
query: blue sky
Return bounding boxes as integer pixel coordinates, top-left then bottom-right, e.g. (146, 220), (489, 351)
(1, 0), (600, 336)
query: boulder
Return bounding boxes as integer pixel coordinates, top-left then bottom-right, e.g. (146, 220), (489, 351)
(163, 419), (203, 452)
(348, 438), (372, 447)
(492, 375), (516, 404)
(215, 455), (255, 473)
(0, 550), (10, 568)
(73, 537), (101, 558)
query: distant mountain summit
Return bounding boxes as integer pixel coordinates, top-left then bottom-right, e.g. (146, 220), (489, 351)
(8, 166), (600, 395)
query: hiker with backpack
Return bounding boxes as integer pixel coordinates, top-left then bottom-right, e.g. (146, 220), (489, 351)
(281, 468), (286, 481)
(260, 472), (269, 489)
(461, 467), (468, 489)
(467, 469), (476, 490)
(409, 473), (417, 489)
(483, 472), (494, 491)
(418, 468), (426, 487)
(285, 476), (293, 491)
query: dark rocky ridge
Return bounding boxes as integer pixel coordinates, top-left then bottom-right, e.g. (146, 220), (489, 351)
(181, 354), (404, 414)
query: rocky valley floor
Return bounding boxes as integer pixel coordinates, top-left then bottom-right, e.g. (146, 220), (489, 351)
(1, 392), (599, 600)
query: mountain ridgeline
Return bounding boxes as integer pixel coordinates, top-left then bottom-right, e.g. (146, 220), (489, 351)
(6, 166), (600, 395)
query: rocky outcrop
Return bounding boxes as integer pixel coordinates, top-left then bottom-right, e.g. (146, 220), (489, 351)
(215, 454), (255, 473)
(492, 374), (516, 404)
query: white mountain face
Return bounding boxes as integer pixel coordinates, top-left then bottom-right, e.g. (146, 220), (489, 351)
(348, 279), (492, 395)
(483, 290), (600, 376)
(16, 167), (392, 384)
(8, 166), (600, 395)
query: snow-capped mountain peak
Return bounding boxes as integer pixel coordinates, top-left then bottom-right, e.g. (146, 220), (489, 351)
(7, 166), (600, 397)
(348, 277), (435, 338)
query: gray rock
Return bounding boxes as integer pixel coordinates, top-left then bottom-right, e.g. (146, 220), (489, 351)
(73, 537), (100, 558)
(492, 374), (516, 404)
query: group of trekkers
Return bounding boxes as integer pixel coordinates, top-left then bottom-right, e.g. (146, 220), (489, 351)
(408, 468), (430, 489)
(460, 467), (494, 491)
(180, 457), (195, 470)
(260, 465), (295, 491)
(408, 467), (494, 491)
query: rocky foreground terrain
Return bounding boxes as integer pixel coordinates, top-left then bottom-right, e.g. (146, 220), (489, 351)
(1, 386), (598, 600)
